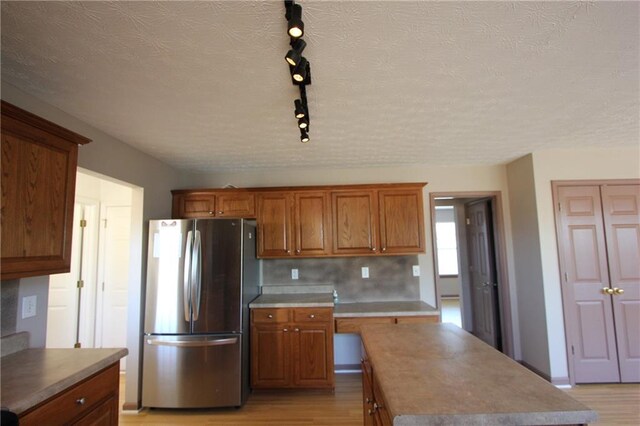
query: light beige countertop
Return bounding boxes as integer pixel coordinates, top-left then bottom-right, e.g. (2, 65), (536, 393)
(333, 300), (438, 317)
(360, 323), (596, 425)
(1, 348), (128, 415)
(250, 293), (334, 308)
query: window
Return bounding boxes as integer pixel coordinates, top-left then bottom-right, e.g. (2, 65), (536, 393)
(435, 206), (459, 276)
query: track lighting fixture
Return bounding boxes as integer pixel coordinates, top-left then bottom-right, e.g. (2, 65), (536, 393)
(294, 99), (306, 118)
(284, 1), (312, 144)
(287, 4), (304, 38)
(291, 58), (308, 83)
(285, 39), (306, 67)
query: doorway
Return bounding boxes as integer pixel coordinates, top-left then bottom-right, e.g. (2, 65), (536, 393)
(46, 171), (134, 370)
(430, 192), (514, 357)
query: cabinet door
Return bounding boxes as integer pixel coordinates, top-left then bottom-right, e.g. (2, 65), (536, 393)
(332, 190), (378, 255)
(216, 193), (256, 217)
(251, 324), (291, 388)
(292, 323), (334, 388)
(1, 102), (89, 280)
(294, 191), (332, 256)
(378, 189), (424, 254)
(173, 193), (216, 218)
(257, 193), (293, 257)
(362, 359), (375, 426)
(72, 395), (117, 425)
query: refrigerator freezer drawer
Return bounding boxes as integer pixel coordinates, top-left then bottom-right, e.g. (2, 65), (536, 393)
(142, 334), (241, 408)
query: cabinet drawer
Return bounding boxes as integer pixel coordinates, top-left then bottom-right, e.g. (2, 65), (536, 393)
(20, 363), (119, 426)
(335, 317), (395, 334)
(293, 308), (333, 323)
(395, 315), (439, 324)
(252, 308), (290, 324)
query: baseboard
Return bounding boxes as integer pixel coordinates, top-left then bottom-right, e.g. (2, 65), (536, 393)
(551, 376), (571, 387)
(519, 360), (551, 381)
(335, 363), (361, 373)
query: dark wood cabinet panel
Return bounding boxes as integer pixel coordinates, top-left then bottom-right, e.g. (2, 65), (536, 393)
(251, 308), (334, 389)
(378, 189), (425, 254)
(294, 191), (331, 256)
(216, 193), (255, 217)
(1, 101), (90, 280)
(332, 190), (378, 255)
(172, 192), (216, 218)
(257, 193), (293, 257)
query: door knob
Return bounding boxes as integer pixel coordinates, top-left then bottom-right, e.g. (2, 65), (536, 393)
(613, 288), (624, 295)
(602, 287), (614, 295)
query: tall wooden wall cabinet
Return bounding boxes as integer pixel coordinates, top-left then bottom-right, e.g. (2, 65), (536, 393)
(1, 101), (91, 280)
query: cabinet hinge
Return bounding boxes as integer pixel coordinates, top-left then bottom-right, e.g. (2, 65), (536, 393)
(77, 280), (84, 289)
(466, 218), (471, 225)
(558, 202), (562, 212)
(103, 219), (108, 228)
(571, 345), (575, 355)
(564, 272), (568, 282)
(79, 219), (87, 228)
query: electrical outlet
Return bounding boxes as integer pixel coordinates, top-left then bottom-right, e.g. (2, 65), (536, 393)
(291, 269), (299, 280)
(412, 265), (420, 277)
(22, 295), (37, 319)
(361, 267), (369, 279)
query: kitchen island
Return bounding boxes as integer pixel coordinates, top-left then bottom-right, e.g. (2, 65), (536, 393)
(360, 323), (597, 425)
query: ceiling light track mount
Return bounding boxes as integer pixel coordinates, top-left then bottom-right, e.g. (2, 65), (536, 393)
(284, 0), (312, 143)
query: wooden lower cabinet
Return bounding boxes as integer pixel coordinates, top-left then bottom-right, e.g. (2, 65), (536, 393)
(335, 315), (439, 334)
(19, 363), (119, 426)
(361, 358), (392, 426)
(251, 308), (334, 389)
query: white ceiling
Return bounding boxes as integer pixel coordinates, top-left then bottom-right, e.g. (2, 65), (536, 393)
(1, 1), (638, 173)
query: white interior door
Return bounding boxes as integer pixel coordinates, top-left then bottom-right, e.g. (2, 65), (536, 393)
(46, 200), (99, 348)
(97, 205), (131, 369)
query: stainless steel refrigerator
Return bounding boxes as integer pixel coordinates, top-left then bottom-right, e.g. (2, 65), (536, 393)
(142, 218), (259, 408)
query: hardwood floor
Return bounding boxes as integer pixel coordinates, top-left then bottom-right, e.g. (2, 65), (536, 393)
(120, 374), (640, 425)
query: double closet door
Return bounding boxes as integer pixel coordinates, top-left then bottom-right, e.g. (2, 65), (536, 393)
(555, 182), (639, 383)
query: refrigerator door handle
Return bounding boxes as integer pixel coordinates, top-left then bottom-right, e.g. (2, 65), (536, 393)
(146, 336), (238, 347)
(183, 230), (193, 322)
(191, 229), (202, 321)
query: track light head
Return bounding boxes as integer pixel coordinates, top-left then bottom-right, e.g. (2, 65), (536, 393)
(285, 39), (307, 66)
(292, 58), (308, 83)
(300, 130), (310, 143)
(294, 99), (306, 119)
(288, 4), (304, 38)
(298, 116), (309, 129)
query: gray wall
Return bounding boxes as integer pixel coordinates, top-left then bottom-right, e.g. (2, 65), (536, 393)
(263, 256), (420, 303)
(506, 154), (551, 377)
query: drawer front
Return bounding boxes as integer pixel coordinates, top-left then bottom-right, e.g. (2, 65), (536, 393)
(395, 315), (439, 324)
(293, 307), (333, 323)
(335, 317), (395, 334)
(252, 308), (290, 324)
(20, 363), (119, 426)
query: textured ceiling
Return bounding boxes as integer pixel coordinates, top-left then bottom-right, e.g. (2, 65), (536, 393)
(1, 1), (638, 173)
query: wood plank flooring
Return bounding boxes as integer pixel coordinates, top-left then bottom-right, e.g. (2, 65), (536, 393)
(120, 374), (640, 425)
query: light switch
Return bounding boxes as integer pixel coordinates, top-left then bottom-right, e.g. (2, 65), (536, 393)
(361, 267), (369, 279)
(291, 269), (299, 280)
(22, 295), (37, 319)
(412, 265), (420, 277)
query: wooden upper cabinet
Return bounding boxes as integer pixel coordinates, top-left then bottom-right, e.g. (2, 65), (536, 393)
(332, 190), (378, 255)
(257, 192), (293, 257)
(378, 189), (425, 254)
(1, 101), (91, 280)
(172, 190), (255, 218)
(216, 192), (255, 217)
(294, 191), (331, 256)
(173, 192), (216, 218)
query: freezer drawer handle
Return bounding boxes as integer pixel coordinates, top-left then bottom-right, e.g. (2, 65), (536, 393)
(146, 337), (238, 347)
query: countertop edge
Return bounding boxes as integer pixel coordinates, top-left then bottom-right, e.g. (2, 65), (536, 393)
(333, 310), (439, 318)
(394, 409), (598, 425)
(9, 348), (128, 415)
(250, 301), (335, 308)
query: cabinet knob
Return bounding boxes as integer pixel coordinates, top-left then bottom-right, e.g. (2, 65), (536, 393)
(294, 328), (300, 332)
(309, 314), (315, 319)
(208, 211), (213, 215)
(76, 397), (86, 405)
(296, 249), (301, 254)
(267, 314), (273, 319)
(283, 328), (288, 332)
(218, 211), (224, 214)
(371, 247), (377, 252)
(286, 249), (291, 254)
(602, 287), (614, 295)
(614, 287), (625, 295)
(381, 247), (386, 252)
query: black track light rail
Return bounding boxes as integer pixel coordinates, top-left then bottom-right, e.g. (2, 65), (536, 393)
(284, 0), (311, 143)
